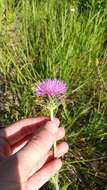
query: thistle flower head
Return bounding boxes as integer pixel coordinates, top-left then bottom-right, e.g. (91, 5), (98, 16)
(35, 79), (66, 97)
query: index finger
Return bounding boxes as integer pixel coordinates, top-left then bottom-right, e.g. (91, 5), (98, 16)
(15, 118), (60, 179)
(0, 117), (48, 145)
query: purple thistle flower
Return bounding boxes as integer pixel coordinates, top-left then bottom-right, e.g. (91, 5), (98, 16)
(35, 79), (66, 97)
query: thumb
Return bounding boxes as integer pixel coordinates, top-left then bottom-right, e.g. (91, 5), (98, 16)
(16, 118), (60, 179)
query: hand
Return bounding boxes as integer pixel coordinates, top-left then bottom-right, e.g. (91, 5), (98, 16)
(0, 117), (69, 190)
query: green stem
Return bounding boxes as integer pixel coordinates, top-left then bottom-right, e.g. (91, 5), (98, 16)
(50, 108), (54, 121)
(50, 108), (57, 157)
(50, 107), (59, 190)
(55, 172), (59, 190)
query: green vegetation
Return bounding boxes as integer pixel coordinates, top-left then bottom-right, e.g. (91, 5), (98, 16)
(0, 0), (107, 189)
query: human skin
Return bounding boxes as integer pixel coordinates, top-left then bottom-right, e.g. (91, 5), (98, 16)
(0, 117), (69, 190)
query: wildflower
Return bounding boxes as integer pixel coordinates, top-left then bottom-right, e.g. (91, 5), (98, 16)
(35, 79), (66, 97)
(35, 79), (67, 190)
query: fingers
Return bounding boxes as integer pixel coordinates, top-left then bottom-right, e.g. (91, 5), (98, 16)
(11, 135), (32, 155)
(16, 118), (60, 178)
(0, 117), (48, 145)
(52, 142), (69, 158)
(0, 137), (11, 158)
(27, 159), (62, 190)
(29, 142), (69, 176)
(11, 127), (65, 155)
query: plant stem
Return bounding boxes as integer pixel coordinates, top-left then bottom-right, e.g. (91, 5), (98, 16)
(50, 107), (54, 121)
(50, 107), (57, 157)
(55, 172), (59, 190)
(54, 141), (57, 157)
(50, 107), (59, 190)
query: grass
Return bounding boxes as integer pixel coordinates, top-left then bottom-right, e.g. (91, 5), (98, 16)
(0, 0), (107, 189)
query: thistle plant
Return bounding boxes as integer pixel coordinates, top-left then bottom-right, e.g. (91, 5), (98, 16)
(35, 79), (67, 190)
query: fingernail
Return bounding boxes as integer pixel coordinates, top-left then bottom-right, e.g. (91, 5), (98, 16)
(57, 142), (69, 157)
(63, 142), (69, 152)
(45, 118), (60, 134)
